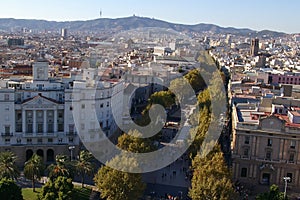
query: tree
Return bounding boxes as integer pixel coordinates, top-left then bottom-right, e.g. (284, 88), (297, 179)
(47, 155), (72, 181)
(189, 151), (236, 200)
(169, 77), (194, 103)
(117, 130), (156, 153)
(149, 91), (175, 108)
(38, 176), (74, 200)
(0, 151), (20, 180)
(256, 184), (286, 200)
(0, 178), (23, 200)
(24, 153), (44, 192)
(74, 150), (95, 188)
(189, 106), (211, 157)
(184, 69), (206, 92)
(94, 165), (145, 200)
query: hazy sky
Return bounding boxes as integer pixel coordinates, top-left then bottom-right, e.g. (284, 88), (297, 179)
(0, 0), (299, 33)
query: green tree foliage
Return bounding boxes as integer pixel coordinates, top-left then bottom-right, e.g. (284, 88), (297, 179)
(117, 129), (156, 153)
(197, 89), (211, 109)
(189, 151), (236, 200)
(24, 153), (44, 192)
(0, 178), (23, 200)
(47, 155), (72, 181)
(0, 151), (20, 180)
(149, 91), (175, 108)
(256, 184), (286, 200)
(189, 106), (211, 157)
(184, 69), (206, 92)
(38, 176), (74, 200)
(74, 150), (95, 188)
(94, 165), (145, 200)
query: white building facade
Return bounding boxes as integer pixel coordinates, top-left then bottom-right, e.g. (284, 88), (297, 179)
(0, 59), (124, 166)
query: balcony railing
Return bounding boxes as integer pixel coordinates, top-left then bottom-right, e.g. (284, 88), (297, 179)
(1, 133), (13, 137)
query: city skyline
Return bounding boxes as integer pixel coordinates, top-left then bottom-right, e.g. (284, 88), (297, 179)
(0, 0), (299, 33)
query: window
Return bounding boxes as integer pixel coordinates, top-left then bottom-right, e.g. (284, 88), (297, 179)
(241, 168), (247, 177)
(244, 136), (250, 144)
(290, 140), (296, 149)
(17, 113), (22, 121)
(69, 106), (73, 111)
(267, 138), (272, 147)
(100, 103), (103, 108)
(69, 124), (75, 134)
(243, 148), (249, 157)
(287, 173), (293, 183)
(80, 123), (85, 130)
(266, 151), (272, 160)
(4, 126), (10, 134)
(107, 102), (109, 107)
(4, 94), (9, 101)
(289, 153), (295, 163)
(81, 104), (85, 109)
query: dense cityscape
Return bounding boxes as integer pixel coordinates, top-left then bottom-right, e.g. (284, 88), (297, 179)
(0, 13), (300, 200)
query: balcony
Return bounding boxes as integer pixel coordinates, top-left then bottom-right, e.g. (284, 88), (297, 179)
(1, 133), (13, 137)
(66, 131), (76, 136)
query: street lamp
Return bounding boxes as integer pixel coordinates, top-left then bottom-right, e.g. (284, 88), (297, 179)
(283, 176), (291, 199)
(69, 146), (75, 161)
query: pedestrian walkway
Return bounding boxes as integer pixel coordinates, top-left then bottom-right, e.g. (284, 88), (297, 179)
(143, 154), (191, 188)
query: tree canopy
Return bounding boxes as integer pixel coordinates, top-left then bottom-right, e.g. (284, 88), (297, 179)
(74, 150), (95, 188)
(189, 150), (236, 200)
(38, 176), (74, 200)
(117, 129), (156, 153)
(256, 184), (286, 200)
(148, 90), (175, 108)
(47, 155), (73, 181)
(24, 153), (44, 192)
(0, 178), (23, 200)
(94, 165), (145, 200)
(0, 151), (20, 180)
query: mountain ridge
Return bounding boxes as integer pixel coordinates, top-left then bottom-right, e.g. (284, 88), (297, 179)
(0, 16), (287, 37)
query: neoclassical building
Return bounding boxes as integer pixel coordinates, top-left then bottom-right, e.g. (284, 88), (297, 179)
(231, 99), (300, 190)
(0, 57), (124, 166)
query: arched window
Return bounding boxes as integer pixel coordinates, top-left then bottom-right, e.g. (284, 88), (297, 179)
(46, 149), (54, 162)
(26, 149), (33, 161)
(37, 149), (44, 158)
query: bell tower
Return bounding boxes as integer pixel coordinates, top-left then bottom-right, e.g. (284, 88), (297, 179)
(33, 51), (49, 81)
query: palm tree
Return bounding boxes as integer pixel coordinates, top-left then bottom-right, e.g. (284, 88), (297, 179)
(0, 151), (20, 180)
(75, 150), (95, 187)
(24, 153), (44, 192)
(47, 155), (71, 181)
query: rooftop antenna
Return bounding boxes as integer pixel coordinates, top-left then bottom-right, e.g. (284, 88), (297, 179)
(100, 9), (102, 18)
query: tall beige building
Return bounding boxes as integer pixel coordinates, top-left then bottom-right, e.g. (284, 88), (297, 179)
(232, 97), (300, 190)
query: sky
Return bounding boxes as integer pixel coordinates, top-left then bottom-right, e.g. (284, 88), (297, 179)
(0, 0), (299, 33)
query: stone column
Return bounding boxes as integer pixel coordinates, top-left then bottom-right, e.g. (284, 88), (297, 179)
(255, 136), (260, 156)
(22, 109), (26, 133)
(279, 139), (284, 160)
(33, 110), (36, 133)
(43, 110), (47, 134)
(54, 109), (58, 132)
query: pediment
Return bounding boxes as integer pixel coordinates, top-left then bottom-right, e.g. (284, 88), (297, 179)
(22, 95), (58, 109)
(259, 115), (284, 131)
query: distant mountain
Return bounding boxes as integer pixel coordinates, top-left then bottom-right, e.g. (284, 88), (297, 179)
(0, 16), (287, 37)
